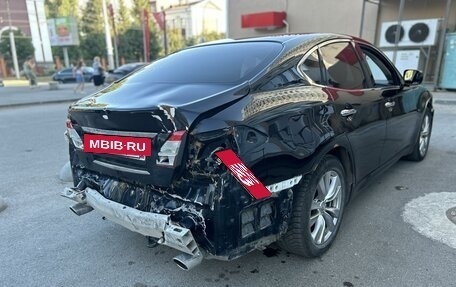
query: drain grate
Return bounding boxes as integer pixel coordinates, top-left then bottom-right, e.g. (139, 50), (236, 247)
(446, 207), (456, 225)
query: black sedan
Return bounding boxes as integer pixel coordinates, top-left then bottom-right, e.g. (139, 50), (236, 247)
(62, 34), (433, 270)
(52, 67), (94, 83)
(104, 62), (147, 84)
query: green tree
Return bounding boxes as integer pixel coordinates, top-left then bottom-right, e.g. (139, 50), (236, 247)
(200, 31), (225, 42)
(80, 33), (106, 63)
(168, 29), (185, 54)
(118, 28), (143, 62)
(45, 0), (79, 18)
(0, 30), (35, 70)
(81, 0), (104, 34)
(131, 0), (149, 26)
(186, 31), (225, 46)
(116, 0), (132, 34)
(117, 26), (162, 62)
(149, 25), (162, 60)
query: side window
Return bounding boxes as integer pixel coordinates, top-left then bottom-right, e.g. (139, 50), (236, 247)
(259, 57), (307, 91)
(360, 47), (395, 87)
(299, 50), (324, 84)
(319, 42), (365, 90)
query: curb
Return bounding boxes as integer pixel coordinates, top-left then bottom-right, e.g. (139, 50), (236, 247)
(0, 98), (79, 109)
(0, 196), (7, 213)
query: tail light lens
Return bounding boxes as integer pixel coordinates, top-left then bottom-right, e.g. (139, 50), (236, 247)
(65, 119), (83, 149)
(156, 130), (186, 167)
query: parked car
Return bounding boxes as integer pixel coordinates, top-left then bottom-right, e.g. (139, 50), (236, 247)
(104, 62), (147, 84)
(0, 78), (3, 87)
(52, 67), (94, 83)
(62, 33), (433, 270)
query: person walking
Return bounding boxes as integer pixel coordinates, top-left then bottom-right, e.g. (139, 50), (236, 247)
(92, 56), (105, 87)
(23, 56), (38, 88)
(73, 60), (85, 94)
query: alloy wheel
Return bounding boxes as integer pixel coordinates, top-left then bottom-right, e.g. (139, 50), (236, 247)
(419, 114), (430, 157)
(309, 170), (343, 245)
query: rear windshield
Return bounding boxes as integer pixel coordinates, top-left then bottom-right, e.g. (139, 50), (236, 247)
(127, 42), (283, 84)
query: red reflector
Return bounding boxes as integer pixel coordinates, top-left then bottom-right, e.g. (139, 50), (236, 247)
(215, 149), (271, 200)
(83, 134), (152, 156)
(168, 130), (186, 141)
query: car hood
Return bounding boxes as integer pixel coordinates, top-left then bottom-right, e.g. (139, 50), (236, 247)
(70, 80), (249, 129)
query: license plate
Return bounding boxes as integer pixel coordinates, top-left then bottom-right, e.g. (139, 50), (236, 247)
(83, 134), (152, 157)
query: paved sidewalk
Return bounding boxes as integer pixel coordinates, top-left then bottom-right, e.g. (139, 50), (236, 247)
(0, 82), (100, 108)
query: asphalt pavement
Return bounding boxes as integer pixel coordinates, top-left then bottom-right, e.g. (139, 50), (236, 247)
(0, 101), (455, 286)
(1, 82), (456, 286)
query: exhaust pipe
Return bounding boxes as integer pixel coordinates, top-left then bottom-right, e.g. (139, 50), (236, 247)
(173, 253), (203, 270)
(70, 202), (93, 216)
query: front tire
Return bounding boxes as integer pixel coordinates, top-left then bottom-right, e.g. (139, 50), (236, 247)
(279, 155), (346, 257)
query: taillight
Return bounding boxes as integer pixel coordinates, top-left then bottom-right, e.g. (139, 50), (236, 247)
(65, 119), (83, 149)
(156, 130), (186, 167)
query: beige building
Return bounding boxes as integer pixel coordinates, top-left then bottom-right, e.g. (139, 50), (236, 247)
(151, 0), (226, 39)
(228, 0), (456, 83)
(227, 0), (379, 43)
(228, 0), (456, 44)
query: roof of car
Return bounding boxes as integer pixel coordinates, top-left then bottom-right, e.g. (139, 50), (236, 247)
(237, 33), (334, 43)
(197, 33), (355, 51)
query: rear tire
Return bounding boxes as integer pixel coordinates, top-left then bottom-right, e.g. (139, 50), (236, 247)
(406, 109), (432, 161)
(279, 155), (346, 257)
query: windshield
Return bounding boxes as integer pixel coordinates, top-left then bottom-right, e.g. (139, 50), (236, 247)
(126, 41), (283, 84)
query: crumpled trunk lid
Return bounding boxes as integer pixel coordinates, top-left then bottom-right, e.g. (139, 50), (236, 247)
(67, 81), (249, 187)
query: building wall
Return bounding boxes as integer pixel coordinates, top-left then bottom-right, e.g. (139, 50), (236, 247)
(228, 0), (379, 43)
(164, 0), (225, 39)
(377, 0), (456, 44)
(0, 0), (31, 36)
(166, 6), (191, 37)
(376, 0), (456, 82)
(191, 1), (224, 36)
(0, 0), (53, 65)
(26, 0), (53, 63)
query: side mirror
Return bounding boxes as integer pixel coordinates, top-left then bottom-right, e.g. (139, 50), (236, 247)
(403, 69), (423, 86)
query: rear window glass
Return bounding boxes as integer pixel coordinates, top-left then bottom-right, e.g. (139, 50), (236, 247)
(127, 42), (283, 84)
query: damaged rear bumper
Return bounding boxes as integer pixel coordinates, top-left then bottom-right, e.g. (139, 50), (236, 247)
(61, 187), (202, 261)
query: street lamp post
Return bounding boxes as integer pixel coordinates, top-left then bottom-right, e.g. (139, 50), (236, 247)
(6, 0), (20, 79)
(102, 0), (115, 70)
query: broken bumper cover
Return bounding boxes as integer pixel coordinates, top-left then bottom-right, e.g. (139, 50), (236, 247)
(61, 187), (202, 257)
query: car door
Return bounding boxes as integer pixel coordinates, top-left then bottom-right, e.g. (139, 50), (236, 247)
(315, 41), (387, 182)
(357, 44), (421, 165)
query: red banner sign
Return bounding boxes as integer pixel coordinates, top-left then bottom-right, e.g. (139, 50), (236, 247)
(143, 8), (150, 62)
(215, 149), (271, 200)
(152, 11), (165, 30)
(84, 134), (152, 157)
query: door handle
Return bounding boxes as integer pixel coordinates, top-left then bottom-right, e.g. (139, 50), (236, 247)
(340, 109), (357, 117)
(385, 101), (395, 108)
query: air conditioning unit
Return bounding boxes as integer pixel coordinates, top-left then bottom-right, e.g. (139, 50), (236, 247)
(379, 19), (440, 48)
